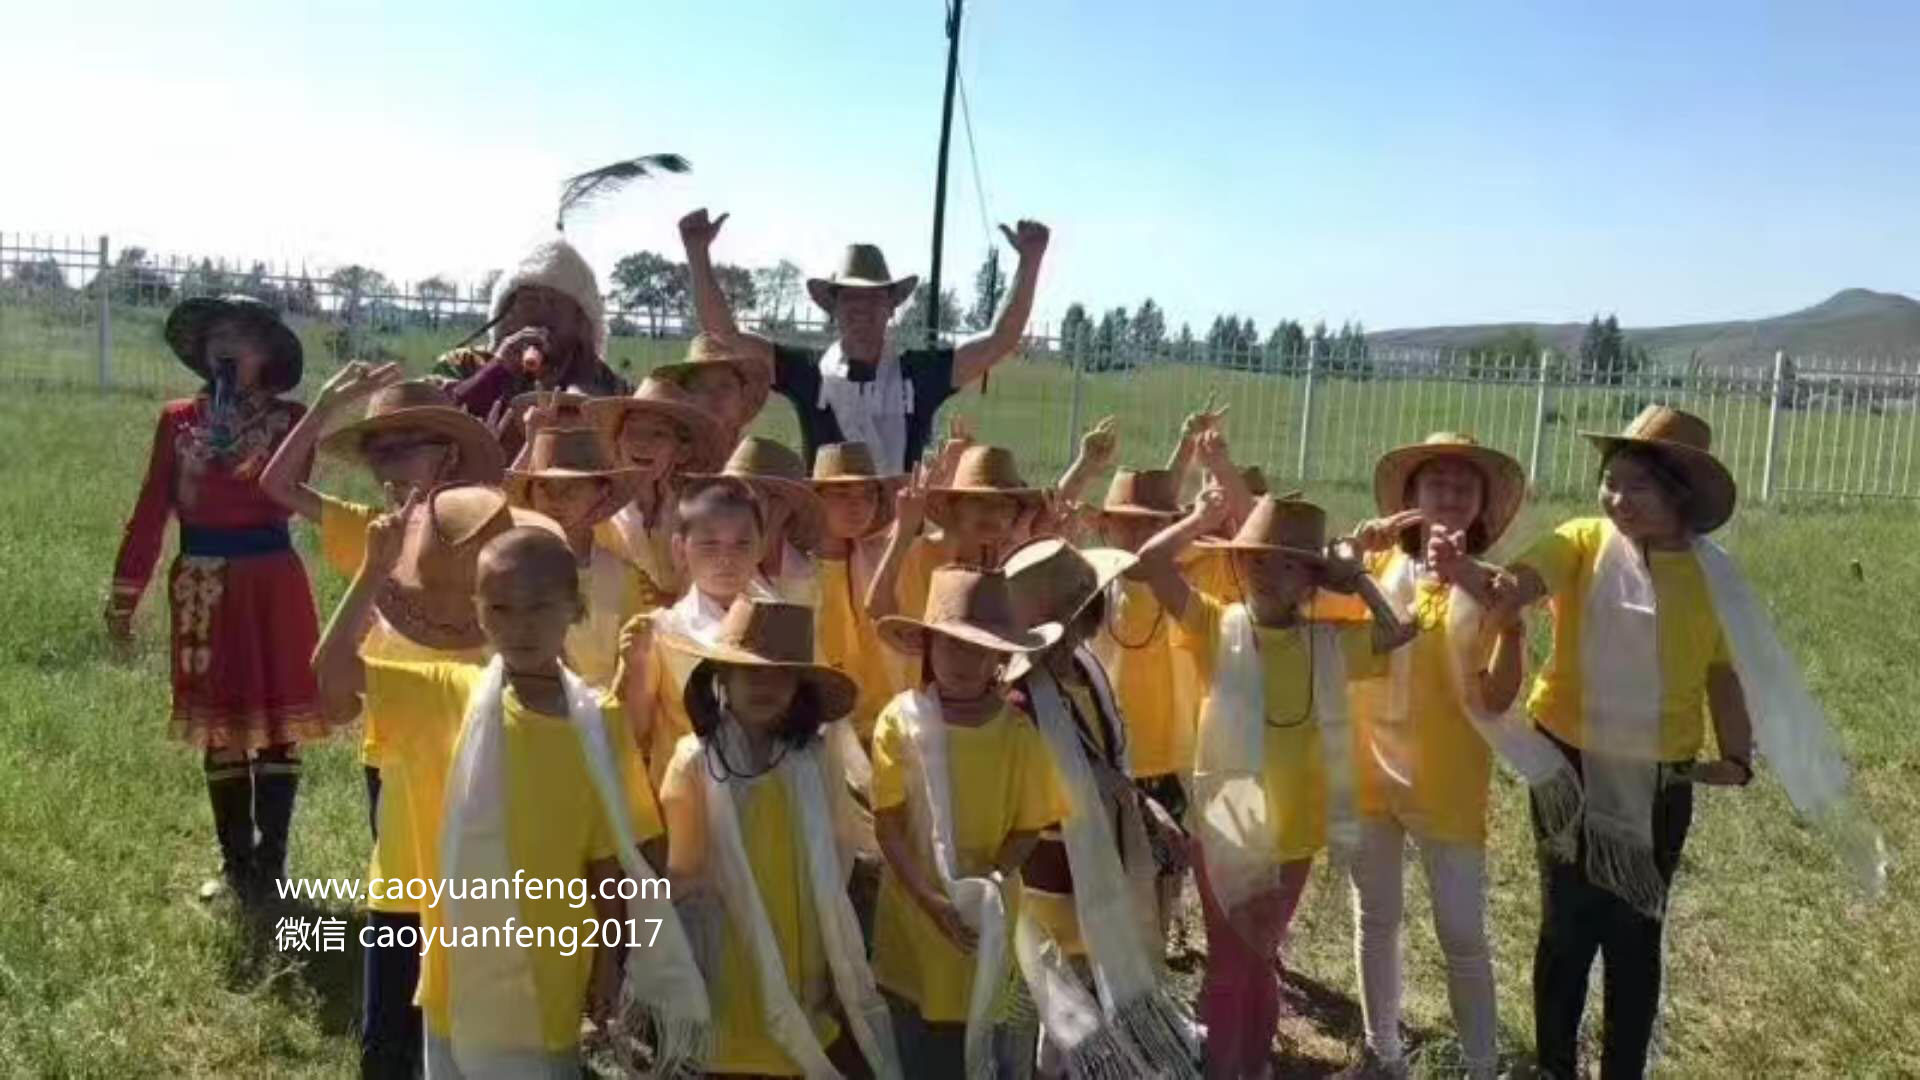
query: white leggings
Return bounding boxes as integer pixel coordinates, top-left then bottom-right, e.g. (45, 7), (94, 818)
(1347, 817), (1498, 1076)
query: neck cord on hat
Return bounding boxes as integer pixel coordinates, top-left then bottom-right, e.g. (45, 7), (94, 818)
(703, 712), (792, 783)
(1102, 579), (1165, 650)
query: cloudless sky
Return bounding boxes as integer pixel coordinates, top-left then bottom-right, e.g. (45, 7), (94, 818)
(7, 1), (1919, 332)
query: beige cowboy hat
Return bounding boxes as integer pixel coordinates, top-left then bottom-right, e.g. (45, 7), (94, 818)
(580, 376), (731, 475)
(318, 379), (506, 485)
(503, 426), (645, 528)
(877, 565), (1063, 656)
(1196, 495), (1332, 564)
(1000, 539), (1137, 683)
(684, 437), (826, 551)
(805, 244), (919, 313)
(648, 333), (773, 421)
(1373, 432), (1527, 547)
(1098, 469), (1183, 521)
(926, 445), (1048, 530)
(809, 441), (909, 493)
(662, 597), (859, 727)
(376, 484), (565, 650)
(1582, 405), (1737, 533)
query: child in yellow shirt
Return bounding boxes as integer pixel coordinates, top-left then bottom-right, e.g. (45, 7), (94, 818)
(687, 436), (825, 607)
(808, 442), (910, 748)
(866, 443), (1048, 627)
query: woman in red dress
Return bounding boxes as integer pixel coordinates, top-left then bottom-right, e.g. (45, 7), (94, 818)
(105, 295), (332, 903)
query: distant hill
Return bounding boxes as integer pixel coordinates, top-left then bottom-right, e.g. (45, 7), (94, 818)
(1369, 289), (1920, 368)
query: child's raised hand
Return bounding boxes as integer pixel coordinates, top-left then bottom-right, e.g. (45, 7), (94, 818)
(1425, 526), (1469, 581)
(363, 488), (420, 577)
(617, 612), (655, 668)
(1079, 416), (1119, 468)
(1182, 393), (1231, 439)
(523, 390), (566, 438)
(895, 464), (931, 532)
(1194, 428), (1232, 468)
(1189, 486), (1232, 532)
(316, 360), (404, 412)
(1350, 509), (1427, 554)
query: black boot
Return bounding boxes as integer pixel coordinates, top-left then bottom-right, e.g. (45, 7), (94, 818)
(200, 755), (256, 902)
(250, 744), (302, 905)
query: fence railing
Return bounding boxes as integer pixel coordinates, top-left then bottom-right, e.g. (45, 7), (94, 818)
(6, 232), (1920, 502)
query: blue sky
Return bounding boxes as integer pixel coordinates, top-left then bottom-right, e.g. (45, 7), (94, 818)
(8, 1), (1918, 333)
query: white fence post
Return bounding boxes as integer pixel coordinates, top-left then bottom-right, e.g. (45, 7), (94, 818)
(1295, 340), (1319, 480)
(97, 234), (112, 389)
(1528, 348), (1552, 488)
(1065, 337), (1085, 464)
(1762, 349), (1786, 502)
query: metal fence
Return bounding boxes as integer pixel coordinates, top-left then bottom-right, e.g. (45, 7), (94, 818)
(6, 231), (1920, 502)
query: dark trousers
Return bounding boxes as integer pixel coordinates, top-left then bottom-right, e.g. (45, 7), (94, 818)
(364, 765), (382, 840)
(360, 910), (423, 1079)
(1532, 739), (1695, 1080)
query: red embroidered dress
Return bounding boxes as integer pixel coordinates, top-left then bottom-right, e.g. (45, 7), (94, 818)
(111, 395), (328, 749)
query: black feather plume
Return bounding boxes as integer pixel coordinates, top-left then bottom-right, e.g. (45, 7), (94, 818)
(555, 153), (691, 231)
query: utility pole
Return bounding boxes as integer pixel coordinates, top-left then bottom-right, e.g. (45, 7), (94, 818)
(925, 0), (964, 348)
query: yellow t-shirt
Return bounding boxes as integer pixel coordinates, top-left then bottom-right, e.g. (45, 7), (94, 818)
(569, 540), (664, 692)
(1095, 579), (1191, 779)
(363, 659), (664, 1053)
(1172, 592), (1381, 861)
(1186, 546), (1243, 605)
(1516, 518), (1731, 761)
(895, 534), (955, 625)
(659, 736), (841, 1076)
(320, 495), (379, 765)
(815, 556), (908, 744)
(869, 699), (1057, 1022)
(1349, 552), (1495, 847)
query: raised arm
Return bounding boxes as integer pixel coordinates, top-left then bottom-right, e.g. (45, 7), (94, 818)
(1128, 488), (1230, 621)
(1054, 416), (1116, 509)
(261, 361), (404, 524)
(1168, 395), (1228, 491)
(865, 465), (929, 622)
(678, 208), (774, 375)
(952, 220), (1050, 389)
(311, 490), (415, 719)
(1192, 429), (1255, 525)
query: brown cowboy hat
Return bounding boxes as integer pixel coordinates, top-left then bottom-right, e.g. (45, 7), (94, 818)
(684, 437), (825, 551)
(926, 445), (1047, 530)
(877, 565), (1063, 656)
(663, 597), (859, 726)
(318, 380), (506, 485)
(503, 426), (645, 528)
(648, 334), (773, 421)
(581, 376), (731, 475)
(1098, 469), (1182, 521)
(1373, 432), (1527, 546)
(164, 295), (304, 394)
(809, 441), (909, 493)
(805, 244), (919, 313)
(1582, 405), (1737, 533)
(376, 484), (565, 650)
(1196, 495), (1332, 564)
(1001, 538), (1138, 629)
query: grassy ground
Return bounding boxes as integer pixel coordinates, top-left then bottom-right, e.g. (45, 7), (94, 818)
(0, 387), (1915, 1077)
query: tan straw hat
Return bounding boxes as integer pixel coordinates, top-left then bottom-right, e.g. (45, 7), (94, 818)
(926, 445), (1047, 529)
(649, 334), (773, 421)
(1099, 469), (1182, 520)
(810, 441), (909, 490)
(662, 597), (858, 725)
(806, 244), (919, 313)
(318, 379), (506, 485)
(877, 566), (1063, 656)
(581, 376), (730, 474)
(685, 437), (825, 550)
(1581, 405), (1736, 533)
(1373, 432), (1527, 546)
(1001, 538), (1137, 629)
(1197, 495), (1331, 563)
(503, 426), (645, 528)
(376, 484), (565, 650)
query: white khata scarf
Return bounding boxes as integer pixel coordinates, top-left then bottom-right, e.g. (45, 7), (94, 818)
(1191, 604), (1358, 920)
(434, 658), (709, 1078)
(817, 336), (914, 474)
(698, 715), (902, 1080)
(1019, 656), (1201, 1080)
(891, 689), (1018, 1080)
(1579, 524), (1887, 916)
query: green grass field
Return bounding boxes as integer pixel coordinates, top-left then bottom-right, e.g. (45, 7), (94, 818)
(1, 384), (1914, 1077)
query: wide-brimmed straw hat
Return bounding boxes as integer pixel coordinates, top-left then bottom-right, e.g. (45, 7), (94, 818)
(503, 426), (645, 528)
(318, 379), (506, 484)
(376, 484), (565, 649)
(649, 334), (773, 422)
(581, 376), (730, 474)
(1196, 496), (1331, 564)
(685, 437), (825, 550)
(1582, 405), (1737, 533)
(877, 566), (1063, 656)
(926, 445), (1047, 530)
(1099, 469), (1182, 520)
(164, 295), (304, 394)
(1373, 432), (1527, 546)
(662, 597), (858, 726)
(810, 441), (909, 492)
(806, 244), (919, 313)
(1003, 537), (1137, 628)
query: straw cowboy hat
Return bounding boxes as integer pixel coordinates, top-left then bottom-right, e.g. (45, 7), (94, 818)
(663, 597), (858, 727)
(926, 445), (1048, 530)
(810, 441), (909, 493)
(164, 295), (304, 394)
(685, 437), (826, 550)
(1582, 404), (1737, 533)
(1002, 538), (1138, 629)
(318, 379), (505, 485)
(877, 566), (1063, 656)
(376, 484), (565, 650)
(1197, 495), (1332, 564)
(503, 426), (645, 528)
(805, 244), (919, 313)
(489, 238), (607, 354)
(1098, 469), (1183, 521)
(581, 376), (731, 474)
(1373, 432), (1527, 546)
(649, 333), (773, 421)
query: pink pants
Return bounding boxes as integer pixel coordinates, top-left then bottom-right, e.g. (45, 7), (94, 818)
(1195, 851), (1313, 1079)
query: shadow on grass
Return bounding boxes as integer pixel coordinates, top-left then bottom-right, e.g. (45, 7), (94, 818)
(212, 898), (365, 1041)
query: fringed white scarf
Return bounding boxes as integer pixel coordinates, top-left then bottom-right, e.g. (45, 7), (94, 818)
(817, 337), (914, 475)
(698, 716), (902, 1080)
(892, 689), (1017, 1079)
(434, 658), (709, 1079)
(1019, 655), (1201, 1080)
(1364, 554), (1584, 857)
(1191, 604), (1357, 920)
